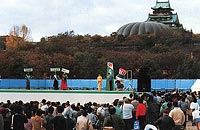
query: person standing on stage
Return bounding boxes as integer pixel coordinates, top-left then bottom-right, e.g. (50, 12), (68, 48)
(25, 73), (31, 90)
(60, 73), (68, 90)
(52, 72), (60, 90)
(108, 73), (114, 91)
(97, 74), (102, 91)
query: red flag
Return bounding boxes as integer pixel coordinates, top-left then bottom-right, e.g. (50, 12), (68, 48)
(119, 68), (127, 75)
(107, 62), (113, 69)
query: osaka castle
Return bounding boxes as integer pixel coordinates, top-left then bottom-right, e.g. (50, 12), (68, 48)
(116, 0), (183, 36)
(146, 0), (183, 29)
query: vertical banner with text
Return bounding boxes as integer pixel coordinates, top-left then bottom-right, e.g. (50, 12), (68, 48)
(106, 62), (114, 91)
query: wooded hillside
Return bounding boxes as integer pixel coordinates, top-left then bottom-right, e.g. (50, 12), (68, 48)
(1, 30), (200, 79)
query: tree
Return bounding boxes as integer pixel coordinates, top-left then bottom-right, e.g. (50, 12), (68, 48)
(9, 24), (32, 41)
(72, 52), (101, 78)
(6, 25), (32, 50)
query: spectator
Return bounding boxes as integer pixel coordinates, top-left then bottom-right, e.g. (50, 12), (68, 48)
(24, 110), (32, 130)
(178, 95), (189, 129)
(62, 101), (73, 119)
(192, 107), (200, 130)
(190, 98), (199, 111)
(159, 95), (171, 116)
(13, 105), (28, 130)
(190, 97), (199, 126)
(76, 109), (93, 130)
(154, 109), (175, 130)
(31, 109), (46, 130)
(96, 104), (109, 124)
(131, 94), (139, 121)
(51, 106), (68, 130)
(197, 92), (200, 106)
(144, 123), (158, 130)
(103, 105), (125, 130)
(113, 99), (122, 117)
(146, 95), (160, 124)
(87, 107), (97, 128)
(44, 106), (54, 130)
(169, 102), (185, 130)
(136, 97), (147, 130)
(0, 106), (12, 130)
(38, 99), (46, 109)
(121, 98), (134, 130)
(71, 103), (79, 122)
(0, 113), (4, 130)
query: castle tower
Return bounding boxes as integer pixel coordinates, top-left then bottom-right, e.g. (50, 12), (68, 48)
(146, 0), (183, 29)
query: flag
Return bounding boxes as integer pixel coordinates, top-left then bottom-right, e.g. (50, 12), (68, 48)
(106, 62), (114, 90)
(119, 68), (127, 76)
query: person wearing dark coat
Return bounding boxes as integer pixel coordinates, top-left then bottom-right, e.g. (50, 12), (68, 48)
(154, 109), (175, 130)
(103, 105), (125, 130)
(51, 106), (70, 130)
(13, 105), (28, 130)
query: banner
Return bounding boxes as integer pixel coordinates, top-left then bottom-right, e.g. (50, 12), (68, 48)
(50, 68), (60, 72)
(24, 68), (33, 72)
(116, 68), (127, 83)
(61, 68), (70, 74)
(119, 68), (127, 76)
(106, 62), (114, 91)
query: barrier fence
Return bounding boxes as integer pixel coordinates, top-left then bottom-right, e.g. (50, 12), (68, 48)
(0, 79), (196, 91)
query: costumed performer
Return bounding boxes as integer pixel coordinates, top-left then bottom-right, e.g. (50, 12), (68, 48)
(52, 72), (60, 90)
(97, 74), (103, 90)
(60, 73), (68, 90)
(25, 73), (32, 90)
(115, 68), (127, 91)
(107, 72), (114, 91)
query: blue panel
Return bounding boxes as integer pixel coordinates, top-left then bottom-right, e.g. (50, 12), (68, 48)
(0, 79), (196, 90)
(167, 80), (176, 89)
(176, 79), (196, 89)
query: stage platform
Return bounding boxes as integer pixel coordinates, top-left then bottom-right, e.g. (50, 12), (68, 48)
(0, 89), (132, 105)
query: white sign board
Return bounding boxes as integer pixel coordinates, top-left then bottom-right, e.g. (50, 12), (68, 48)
(24, 68), (33, 72)
(50, 68), (60, 72)
(61, 68), (70, 73)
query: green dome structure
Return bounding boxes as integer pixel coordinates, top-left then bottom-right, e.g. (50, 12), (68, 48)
(117, 21), (170, 36)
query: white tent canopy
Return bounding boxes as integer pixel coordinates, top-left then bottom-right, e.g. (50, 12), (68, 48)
(191, 79), (200, 92)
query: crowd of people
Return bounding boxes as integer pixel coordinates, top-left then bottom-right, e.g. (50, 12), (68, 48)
(0, 90), (200, 130)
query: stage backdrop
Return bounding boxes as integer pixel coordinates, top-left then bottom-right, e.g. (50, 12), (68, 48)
(0, 79), (196, 91)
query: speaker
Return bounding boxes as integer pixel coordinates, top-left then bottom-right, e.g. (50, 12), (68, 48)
(137, 67), (151, 92)
(137, 75), (151, 92)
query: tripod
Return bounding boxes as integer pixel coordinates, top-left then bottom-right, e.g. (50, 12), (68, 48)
(123, 79), (134, 91)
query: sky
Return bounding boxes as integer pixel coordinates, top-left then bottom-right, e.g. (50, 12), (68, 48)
(0, 0), (200, 42)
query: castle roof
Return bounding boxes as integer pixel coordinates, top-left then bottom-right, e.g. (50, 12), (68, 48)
(147, 0), (183, 29)
(116, 22), (170, 36)
(152, 0), (173, 10)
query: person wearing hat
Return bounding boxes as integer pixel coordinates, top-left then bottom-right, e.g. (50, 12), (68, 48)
(154, 109), (175, 130)
(144, 123), (158, 130)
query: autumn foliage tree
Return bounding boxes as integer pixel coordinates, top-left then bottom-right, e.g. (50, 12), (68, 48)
(1, 29), (200, 79)
(6, 25), (32, 50)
